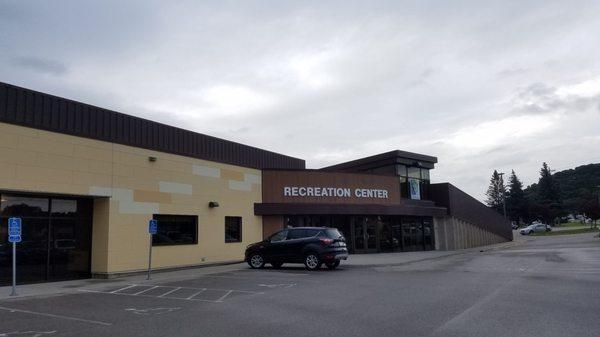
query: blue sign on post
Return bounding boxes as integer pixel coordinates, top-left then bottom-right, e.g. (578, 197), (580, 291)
(149, 219), (157, 235)
(8, 217), (22, 243)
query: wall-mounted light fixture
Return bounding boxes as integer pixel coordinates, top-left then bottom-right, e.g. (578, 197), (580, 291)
(148, 156), (157, 162)
(208, 201), (219, 208)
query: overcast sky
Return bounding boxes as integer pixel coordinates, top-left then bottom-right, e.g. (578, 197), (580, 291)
(1, 0), (599, 200)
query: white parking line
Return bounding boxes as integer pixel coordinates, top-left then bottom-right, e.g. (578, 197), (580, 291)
(132, 286), (159, 295)
(158, 287), (182, 298)
(215, 290), (233, 302)
(110, 285), (137, 294)
(0, 306), (112, 326)
(186, 289), (207, 300)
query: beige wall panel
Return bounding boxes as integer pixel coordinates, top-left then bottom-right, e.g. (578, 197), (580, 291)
(113, 150), (150, 167)
(35, 182), (88, 196)
(87, 160), (113, 175)
(112, 175), (158, 191)
(0, 132), (20, 148)
(0, 122), (263, 275)
(73, 171), (113, 186)
(17, 165), (73, 184)
(18, 135), (74, 156)
(221, 169), (245, 181)
(91, 198), (111, 273)
(134, 190), (172, 204)
(73, 145), (114, 162)
(112, 163), (135, 177)
(0, 162), (17, 179)
(0, 147), (38, 166)
(0, 178), (38, 192)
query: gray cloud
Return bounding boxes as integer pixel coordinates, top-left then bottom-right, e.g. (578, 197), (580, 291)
(11, 56), (67, 75)
(1, 0), (600, 200)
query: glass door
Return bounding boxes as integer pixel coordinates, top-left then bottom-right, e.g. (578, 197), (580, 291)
(0, 194), (93, 286)
(352, 216), (378, 253)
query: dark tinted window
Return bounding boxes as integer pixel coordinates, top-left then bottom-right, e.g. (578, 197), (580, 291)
(305, 229), (320, 237)
(152, 214), (198, 246)
(324, 229), (343, 239)
(51, 199), (80, 217)
(225, 216), (242, 243)
(1, 196), (49, 216)
(288, 229), (307, 239)
(269, 230), (288, 242)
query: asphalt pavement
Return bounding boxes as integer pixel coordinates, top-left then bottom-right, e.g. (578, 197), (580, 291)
(0, 233), (598, 337)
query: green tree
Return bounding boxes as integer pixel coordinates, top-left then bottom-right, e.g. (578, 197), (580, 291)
(581, 199), (600, 228)
(485, 170), (506, 214)
(531, 162), (563, 225)
(506, 170), (527, 223)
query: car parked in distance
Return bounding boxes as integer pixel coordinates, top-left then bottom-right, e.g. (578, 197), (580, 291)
(520, 223), (551, 235)
(245, 227), (348, 271)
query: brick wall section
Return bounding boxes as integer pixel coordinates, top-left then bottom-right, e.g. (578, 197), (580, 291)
(430, 183), (513, 241)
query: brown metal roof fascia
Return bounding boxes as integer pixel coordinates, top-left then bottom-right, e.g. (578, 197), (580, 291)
(430, 182), (513, 240)
(321, 150), (438, 171)
(0, 82), (305, 170)
(254, 202), (448, 217)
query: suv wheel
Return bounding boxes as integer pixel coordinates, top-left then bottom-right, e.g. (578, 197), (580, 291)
(325, 260), (340, 270)
(271, 262), (283, 269)
(248, 254), (265, 269)
(304, 253), (322, 271)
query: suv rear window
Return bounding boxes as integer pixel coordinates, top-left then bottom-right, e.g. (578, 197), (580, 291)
(324, 228), (343, 239)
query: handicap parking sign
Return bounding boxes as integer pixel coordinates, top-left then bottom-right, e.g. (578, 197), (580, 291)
(149, 219), (158, 234)
(8, 217), (21, 243)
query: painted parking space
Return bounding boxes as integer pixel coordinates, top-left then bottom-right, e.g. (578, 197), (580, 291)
(0, 268), (317, 336)
(80, 284), (263, 303)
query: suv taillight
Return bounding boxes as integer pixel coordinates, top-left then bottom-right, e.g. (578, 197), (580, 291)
(320, 238), (333, 246)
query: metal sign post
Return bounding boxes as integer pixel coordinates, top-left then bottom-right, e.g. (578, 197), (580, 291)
(147, 219), (157, 280)
(8, 217), (22, 296)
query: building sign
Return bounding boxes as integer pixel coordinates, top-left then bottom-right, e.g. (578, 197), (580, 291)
(283, 186), (389, 199)
(262, 170), (401, 205)
(409, 178), (421, 200)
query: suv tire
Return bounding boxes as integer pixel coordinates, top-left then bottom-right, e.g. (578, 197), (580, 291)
(248, 254), (265, 269)
(304, 253), (322, 271)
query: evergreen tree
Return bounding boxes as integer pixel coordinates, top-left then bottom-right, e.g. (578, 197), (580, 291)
(485, 170), (506, 214)
(538, 162), (559, 203)
(532, 162), (563, 225)
(506, 170), (527, 223)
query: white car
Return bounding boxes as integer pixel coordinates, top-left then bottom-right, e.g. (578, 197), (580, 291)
(520, 224), (551, 235)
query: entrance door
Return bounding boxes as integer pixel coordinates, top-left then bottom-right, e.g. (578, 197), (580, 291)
(0, 195), (93, 286)
(352, 217), (378, 253)
(402, 219), (423, 251)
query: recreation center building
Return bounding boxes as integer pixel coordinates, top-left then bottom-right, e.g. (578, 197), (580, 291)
(0, 82), (512, 285)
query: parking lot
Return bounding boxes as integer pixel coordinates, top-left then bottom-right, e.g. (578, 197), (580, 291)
(1, 233), (599, 337)
(0, 267), (325, 336)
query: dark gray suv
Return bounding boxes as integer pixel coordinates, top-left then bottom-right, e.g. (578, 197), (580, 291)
(245, 227), (348, 271)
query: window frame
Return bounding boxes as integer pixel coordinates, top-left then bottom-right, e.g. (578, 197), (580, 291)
(224, 216), (242, 243)
(151, 214), (198, 246)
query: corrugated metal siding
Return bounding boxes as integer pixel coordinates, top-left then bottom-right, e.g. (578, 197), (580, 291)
(430, 183), (513, 240)
(0, 82), (305, 170)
